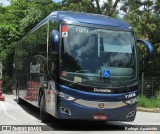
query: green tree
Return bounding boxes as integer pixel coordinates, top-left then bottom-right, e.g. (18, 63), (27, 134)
(61, 0), (122, 17)
(0, 0), (60, 91)
(61, 0), (97, 13)
(20, 0), (60, 33)
(101, 0), (121, 17)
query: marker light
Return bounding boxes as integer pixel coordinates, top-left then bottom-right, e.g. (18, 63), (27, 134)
(125, 97), (137, 104)
(58, 92), (76, 101)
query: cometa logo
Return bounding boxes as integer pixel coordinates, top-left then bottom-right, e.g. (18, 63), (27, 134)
(94, 88), (111, 93)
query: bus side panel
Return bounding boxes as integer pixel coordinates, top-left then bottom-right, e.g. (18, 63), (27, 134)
(13, 20), (50, 107)
(13, 40), (31, 100)
(23, 20), (49, 106)
(13, 16), (59, 119)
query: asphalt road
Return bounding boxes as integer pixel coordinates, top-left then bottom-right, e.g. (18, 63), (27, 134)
(0, 94), (160, 134)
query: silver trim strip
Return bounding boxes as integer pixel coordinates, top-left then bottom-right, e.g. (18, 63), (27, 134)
(74, 99), (127, 109)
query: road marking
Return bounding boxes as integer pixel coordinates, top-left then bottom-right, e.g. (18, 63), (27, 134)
(7, 98), (25, 112)
(0, 101), (19, 122)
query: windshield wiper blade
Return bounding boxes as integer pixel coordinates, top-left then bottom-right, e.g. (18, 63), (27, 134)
(97, 76), (136, 89)
(69, 79), (101, 88)
(111, 80), (129, 89)
(111, 78), (138, 91)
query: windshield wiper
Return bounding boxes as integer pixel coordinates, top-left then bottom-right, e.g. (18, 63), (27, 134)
(111, 80), (129, 90)
(68, 76), (138, 89)
(97, 76), (138, 90)
(69, 79), (102, 88)
(110, 78), (138, 91)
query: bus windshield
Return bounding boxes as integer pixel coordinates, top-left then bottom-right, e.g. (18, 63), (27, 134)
(60, 24), (137, 88)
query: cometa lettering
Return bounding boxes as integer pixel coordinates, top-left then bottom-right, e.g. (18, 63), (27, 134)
(94, 88), (111, 93)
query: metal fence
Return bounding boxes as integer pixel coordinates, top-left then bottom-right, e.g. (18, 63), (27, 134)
(138, 77), (160, 97)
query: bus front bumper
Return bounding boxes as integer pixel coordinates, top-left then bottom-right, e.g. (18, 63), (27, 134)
(56, 97), (137, 121)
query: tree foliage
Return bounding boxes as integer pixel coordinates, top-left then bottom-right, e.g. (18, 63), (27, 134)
(61, 0), (97, 13)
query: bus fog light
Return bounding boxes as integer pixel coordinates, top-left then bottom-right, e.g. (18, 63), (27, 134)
(60, 107), (71, 115)
(126, 110), (135, 118)
(125, 97), (137, 104)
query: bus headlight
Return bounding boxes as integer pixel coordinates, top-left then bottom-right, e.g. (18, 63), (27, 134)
(125, 97), (137, 104)
(58, 92), (76, 101)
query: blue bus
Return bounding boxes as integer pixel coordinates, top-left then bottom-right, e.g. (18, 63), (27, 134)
(13, 11), (154, 122)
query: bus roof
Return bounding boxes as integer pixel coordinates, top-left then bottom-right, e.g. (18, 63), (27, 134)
(50, 11), (133, 30)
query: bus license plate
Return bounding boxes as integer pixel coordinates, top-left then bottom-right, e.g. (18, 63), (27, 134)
(93, 114), (107, 120)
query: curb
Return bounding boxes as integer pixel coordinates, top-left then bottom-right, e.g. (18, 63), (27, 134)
(137, 107), (160, 113)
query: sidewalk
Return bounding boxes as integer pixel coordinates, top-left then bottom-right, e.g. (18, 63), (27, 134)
(137, 107), (160, 113)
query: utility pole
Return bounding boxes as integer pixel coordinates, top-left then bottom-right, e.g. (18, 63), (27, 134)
(0, 62), (2, 79)
(141, 71), (144, 96)
(0, 62), (4, 101)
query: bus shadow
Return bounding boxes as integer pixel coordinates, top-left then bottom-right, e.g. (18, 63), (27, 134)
(13, 99), (40, 120)
(14, 99), (132, 131)
(45, 120), (128, 131)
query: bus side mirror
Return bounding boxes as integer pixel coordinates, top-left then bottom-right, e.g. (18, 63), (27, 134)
(52, 30), (60, 53)
(137, 39), (154, 63)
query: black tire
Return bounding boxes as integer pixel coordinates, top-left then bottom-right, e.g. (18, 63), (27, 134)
(16, 85), (24, 104)
(40, 93), (49, 123)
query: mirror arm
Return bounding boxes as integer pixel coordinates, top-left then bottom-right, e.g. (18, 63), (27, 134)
(137, 39), (154, 63)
